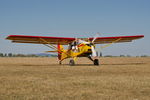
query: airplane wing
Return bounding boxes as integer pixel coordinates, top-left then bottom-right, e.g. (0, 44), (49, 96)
(6, 35), (144, 45)
(88, 35), (144, 44)
(6, 35), (75, 45)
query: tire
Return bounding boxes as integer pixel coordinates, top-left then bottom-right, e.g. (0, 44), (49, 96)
(69, 59), (75, 66)
(93, 59), (99, 65)
(59, 61), (62, 65)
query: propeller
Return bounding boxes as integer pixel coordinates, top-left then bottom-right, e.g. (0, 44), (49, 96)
(88, 33), (101, 58)
(91, 45), (97, 57)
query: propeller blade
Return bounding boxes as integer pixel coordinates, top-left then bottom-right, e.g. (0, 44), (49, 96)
(92, 32), (101, 43)
(91, 46), (97, 57)
(78, 39), (89, 44)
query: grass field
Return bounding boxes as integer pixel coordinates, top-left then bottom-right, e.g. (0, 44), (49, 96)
(0, 57), (150, 100)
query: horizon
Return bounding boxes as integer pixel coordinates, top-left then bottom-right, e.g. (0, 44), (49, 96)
(0, 52), (149, 57)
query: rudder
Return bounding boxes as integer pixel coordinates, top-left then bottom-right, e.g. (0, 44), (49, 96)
(57, 44), (64, 60)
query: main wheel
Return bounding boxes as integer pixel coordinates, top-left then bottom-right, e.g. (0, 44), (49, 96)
(69, 59), (75, 66)
(93, 59), (99, 65)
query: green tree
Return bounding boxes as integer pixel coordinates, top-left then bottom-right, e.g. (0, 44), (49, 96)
(0, 53), (4, 57)
(4, 53), (7, 57)
(100, 52), (102, 57)
(8, 53), (13, 57)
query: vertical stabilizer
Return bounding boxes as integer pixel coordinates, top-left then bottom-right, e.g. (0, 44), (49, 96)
(57, 44), (64, 60)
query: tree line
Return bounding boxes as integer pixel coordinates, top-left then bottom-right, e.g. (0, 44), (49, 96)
(0, 53), (58, 57)
(0, 52), (149, 57)
(0, 53), (40, 57)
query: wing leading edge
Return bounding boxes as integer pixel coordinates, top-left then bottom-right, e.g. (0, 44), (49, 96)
(6, 35), (76, 45)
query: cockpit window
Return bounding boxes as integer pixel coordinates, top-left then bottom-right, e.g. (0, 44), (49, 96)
(86, 44), (91, 46)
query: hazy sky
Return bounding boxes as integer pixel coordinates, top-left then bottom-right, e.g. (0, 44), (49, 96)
(0, 0), (149, 56)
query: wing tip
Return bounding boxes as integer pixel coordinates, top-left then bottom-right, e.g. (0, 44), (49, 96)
(6, 35), (12, 40)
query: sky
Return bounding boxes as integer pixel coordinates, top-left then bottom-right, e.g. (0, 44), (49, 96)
(0, 0), (150, 56)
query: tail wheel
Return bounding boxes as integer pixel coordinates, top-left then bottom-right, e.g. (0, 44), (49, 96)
(93, 59), (99, 65)
(69, 59), (75, 66)
(59, 61), (62, 65)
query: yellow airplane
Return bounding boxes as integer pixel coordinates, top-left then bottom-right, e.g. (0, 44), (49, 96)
(6, 34), (144, 66)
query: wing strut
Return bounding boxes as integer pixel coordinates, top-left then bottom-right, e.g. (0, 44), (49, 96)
(39, 38), (57, 50)
(100, 38), (122, 50)
(39, 38), (71, 59)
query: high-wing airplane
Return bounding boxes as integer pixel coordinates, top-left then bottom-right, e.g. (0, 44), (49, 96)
(6, 34), (144, 66)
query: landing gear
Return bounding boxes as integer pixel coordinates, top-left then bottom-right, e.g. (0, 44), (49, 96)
(93, 59), (99, 65)
(59, 61), (62, 65)
(88, 56), (100, 66)
(69, 59), (75, 66)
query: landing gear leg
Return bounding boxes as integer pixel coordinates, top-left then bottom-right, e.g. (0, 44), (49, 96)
(88, 56), (94, 62)
(59, 60), (62, 65)
(59, 61), (62, 65)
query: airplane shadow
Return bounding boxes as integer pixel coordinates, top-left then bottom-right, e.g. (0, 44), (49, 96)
(21, 62), (146, 67)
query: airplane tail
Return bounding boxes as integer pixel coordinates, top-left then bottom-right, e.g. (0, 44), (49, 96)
(57, 44), (64, 60)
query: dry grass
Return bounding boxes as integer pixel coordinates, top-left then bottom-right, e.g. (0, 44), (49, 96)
(0, 57), (150, 100)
